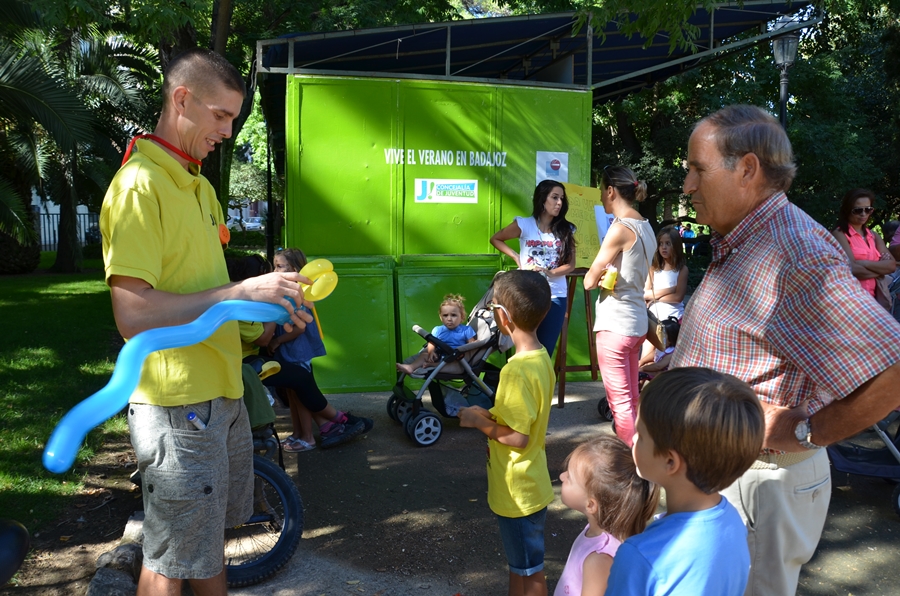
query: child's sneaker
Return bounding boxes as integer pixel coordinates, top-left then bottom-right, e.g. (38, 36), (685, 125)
(319, 418), (365, 449)
(344, 411), (374, 433)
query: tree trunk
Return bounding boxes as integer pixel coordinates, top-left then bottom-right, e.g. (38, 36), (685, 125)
(51, 150), (83, 273)
(211, 0), (233, 55)
(614, 106), (642, 161)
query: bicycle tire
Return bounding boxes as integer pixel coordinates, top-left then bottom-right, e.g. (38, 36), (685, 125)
(225, 454), (303, 587)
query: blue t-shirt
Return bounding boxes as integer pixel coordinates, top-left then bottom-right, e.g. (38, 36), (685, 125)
(605, 497), (749, 596)
(431, 324), (476, 349)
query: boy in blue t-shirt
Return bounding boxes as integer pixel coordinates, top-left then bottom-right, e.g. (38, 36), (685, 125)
(606, 367), (765, 596)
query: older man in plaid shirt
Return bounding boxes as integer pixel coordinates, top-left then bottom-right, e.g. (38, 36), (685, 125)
(672, 105), (900, 596)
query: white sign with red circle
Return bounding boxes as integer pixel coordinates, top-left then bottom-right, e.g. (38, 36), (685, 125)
(536, 151), (569, 186)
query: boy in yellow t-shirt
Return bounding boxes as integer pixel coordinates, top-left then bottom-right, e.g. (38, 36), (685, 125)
(458, 270), (555, 596)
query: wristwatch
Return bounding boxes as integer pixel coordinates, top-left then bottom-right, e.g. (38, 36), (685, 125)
(794, 419), (823, 450)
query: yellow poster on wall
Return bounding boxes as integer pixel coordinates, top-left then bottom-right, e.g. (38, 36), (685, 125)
(563, 183), (604, 268)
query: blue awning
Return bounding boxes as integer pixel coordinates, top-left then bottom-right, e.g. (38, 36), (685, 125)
(260, 2), (815, 100)
(257, 2), (818, 171)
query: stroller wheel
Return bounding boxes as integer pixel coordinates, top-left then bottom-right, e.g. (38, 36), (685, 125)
(396, 400), (415, 426)
(403, 408), (419, 438)
(386, 394), (400, 422)
(408, 412), (442, 447)
(893, 484), (900, 520)
(597, 398), (613, 422)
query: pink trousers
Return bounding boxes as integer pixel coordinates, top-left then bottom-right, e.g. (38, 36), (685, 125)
(595, 331), (645, 447)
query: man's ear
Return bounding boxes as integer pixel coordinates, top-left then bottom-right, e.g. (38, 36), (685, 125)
(737, 152), (762, 188)
(171, 86), (190, 116)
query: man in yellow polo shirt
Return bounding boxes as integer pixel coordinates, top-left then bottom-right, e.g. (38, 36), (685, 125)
(100, 48), (312, 596)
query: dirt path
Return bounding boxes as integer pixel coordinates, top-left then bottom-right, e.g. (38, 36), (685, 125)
(3, 435), (139, 595)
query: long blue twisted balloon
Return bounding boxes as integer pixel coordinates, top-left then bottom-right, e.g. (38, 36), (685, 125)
(43, 300), (292, 474)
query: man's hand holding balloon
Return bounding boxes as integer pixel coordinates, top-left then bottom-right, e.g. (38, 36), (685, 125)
(233, 271), (314, 332)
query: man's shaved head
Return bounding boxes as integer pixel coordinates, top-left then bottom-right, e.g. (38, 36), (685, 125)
(161, 48), (245, 110)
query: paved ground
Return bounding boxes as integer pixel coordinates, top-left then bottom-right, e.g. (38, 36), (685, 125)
(228, 381), (900, 596)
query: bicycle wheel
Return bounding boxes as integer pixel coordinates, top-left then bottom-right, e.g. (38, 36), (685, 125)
(225, 454), (303, 587)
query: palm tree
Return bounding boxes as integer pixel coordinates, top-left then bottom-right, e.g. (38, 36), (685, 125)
(24, 25), (157, 272)
(0, 39), (94, 273)
(0, 10), (158, 274)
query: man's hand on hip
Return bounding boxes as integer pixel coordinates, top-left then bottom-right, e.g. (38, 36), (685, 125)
(760, 399), (810, 453)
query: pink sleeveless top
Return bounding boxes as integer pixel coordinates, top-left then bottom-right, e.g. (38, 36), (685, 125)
(844, 227), (881, 296)
(553, 526), (621, 596)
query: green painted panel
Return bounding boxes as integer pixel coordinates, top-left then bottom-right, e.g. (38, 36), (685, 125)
(308, 256), (396, 392)
(282, 75), (594, 390)
(285, 75), (592, 257)
(395, 255), (501, 375)
(286, 78), (397, 255)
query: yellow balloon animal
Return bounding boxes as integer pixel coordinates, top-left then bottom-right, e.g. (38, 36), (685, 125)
(298, 258), (338, 302)
(297, 258), (338, 338)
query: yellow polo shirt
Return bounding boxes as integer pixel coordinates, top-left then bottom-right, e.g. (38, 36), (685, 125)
(100, 139), (242, 406)
(486, 348), (555, 518)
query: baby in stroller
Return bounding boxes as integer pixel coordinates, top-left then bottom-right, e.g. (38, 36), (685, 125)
(396, 294), (478, 375)
(389, 276), (514, 446)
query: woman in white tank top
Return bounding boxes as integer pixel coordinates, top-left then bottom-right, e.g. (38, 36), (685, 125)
(490, 180), (577, 357)
(584, 166), (655, 447)
(645, 226), (688, 322)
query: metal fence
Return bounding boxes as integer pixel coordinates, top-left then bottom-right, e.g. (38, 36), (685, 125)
(37, 212), (100, 251)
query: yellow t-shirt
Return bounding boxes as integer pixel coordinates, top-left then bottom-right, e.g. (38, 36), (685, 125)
(100, 139), (242, 406)
(486, 347), (555, 518)
(239, 321), (264, 358)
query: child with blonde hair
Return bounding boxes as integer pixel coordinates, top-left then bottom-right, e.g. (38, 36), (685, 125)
(555, 436), (660, 596)
(397, 293), (477, 374)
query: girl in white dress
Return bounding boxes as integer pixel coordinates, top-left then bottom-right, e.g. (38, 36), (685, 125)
(644, 226), (688, 322)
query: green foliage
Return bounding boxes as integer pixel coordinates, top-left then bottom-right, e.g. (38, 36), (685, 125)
(228, 229), (267, 247)
(592, 3), (900, 232)
(0, 269), (126, 529)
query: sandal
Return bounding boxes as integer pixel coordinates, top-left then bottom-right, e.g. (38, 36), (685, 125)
(282, 437), (316, 452)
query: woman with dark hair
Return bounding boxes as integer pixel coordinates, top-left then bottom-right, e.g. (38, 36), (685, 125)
(584, 166), (655, 447)
(831, 188), (895, 302)
(490, 179), (577, 356)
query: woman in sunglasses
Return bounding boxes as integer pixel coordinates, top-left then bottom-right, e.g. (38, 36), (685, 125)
(832, 188), (896, 301)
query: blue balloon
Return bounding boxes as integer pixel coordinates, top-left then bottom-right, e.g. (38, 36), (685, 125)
(43, 300), (293, 474)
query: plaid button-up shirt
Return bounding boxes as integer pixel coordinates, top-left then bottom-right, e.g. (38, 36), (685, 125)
(672, 192), (900, 414)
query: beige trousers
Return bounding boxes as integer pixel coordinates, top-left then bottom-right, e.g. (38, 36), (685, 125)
(721, 449), (831, 596)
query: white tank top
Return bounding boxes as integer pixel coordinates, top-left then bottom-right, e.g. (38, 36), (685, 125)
(594, 218), (656, 336)
(649, 268), (684, 321)
(516, 216), (569, 298)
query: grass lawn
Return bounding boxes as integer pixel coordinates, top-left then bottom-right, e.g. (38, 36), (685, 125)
(0, 253), (128, 529)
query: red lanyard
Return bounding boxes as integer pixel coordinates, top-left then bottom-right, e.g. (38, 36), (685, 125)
(121, 134), (202, 167)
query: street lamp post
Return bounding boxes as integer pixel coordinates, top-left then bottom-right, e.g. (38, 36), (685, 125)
(773, 30), (800, 129)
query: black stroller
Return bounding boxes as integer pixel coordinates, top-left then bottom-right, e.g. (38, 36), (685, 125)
(387, 275), (513, 446)
(827, 412), (900, 518)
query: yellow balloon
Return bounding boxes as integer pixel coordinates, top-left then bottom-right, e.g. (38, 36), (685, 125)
(298, 259), (338, 302)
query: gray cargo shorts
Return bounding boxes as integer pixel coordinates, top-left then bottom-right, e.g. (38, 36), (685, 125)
(128, 397), (253, 579)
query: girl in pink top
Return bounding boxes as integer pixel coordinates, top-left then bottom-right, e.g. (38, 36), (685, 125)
(555, 436), (660, 596)
(832, 188), (895, 297)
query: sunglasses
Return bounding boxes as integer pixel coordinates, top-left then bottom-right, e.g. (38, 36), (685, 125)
(487, 301), (511, 320)
(852, 206), (875, 215)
